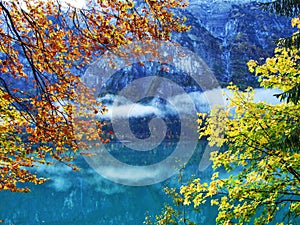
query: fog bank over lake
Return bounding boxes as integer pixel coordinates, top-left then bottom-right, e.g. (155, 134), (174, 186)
(99, 88), (281, 119)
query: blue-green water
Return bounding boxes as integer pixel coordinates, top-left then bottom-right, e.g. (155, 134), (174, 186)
(0, 141), (218, 225)
(0, 141), (297, 224)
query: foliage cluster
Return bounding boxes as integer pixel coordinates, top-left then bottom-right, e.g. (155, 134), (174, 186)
(0, 0), (189, 192)
(146, 2), (300, 225)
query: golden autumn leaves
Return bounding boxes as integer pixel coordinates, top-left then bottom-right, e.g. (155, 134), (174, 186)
(0, 0), (189, 192)
(0, 88), (47, 192)
(146, 17), (300, 225)
(174, 39), (300, 225)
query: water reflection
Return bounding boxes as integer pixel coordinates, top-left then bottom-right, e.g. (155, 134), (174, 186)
(0, 141), (217, 225)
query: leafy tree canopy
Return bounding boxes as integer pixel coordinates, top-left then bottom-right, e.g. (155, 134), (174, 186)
(261, 0), (300, 17)
(0, 0), (189, 192)
(146, 19), (300, 225)
(261, 0), (300, 49)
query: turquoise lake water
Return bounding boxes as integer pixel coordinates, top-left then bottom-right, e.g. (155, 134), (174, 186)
(0, 141), (296, 225)
(0, 141), (221, 225)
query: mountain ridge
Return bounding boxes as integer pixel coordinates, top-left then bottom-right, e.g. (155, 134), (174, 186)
(174, 1), (295, 87)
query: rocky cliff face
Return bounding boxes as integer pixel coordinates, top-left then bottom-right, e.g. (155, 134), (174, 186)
(83, 1), (295, 140)
(175, 0), (295, 87)
(90, 1), (294, 93)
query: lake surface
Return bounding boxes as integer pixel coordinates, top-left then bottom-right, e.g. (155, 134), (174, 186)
(0, 141), (220, 225)
(0, 86), (293, 224)
(0, 140), (297, 225)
